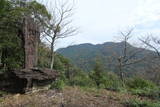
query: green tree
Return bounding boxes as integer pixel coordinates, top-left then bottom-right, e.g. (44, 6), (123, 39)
(90, 58), (104, 87)
(0, 0), (51, 71)
(0, 0), (24, 70)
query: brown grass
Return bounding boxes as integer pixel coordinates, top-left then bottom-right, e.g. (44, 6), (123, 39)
(0, 86), (153, 107)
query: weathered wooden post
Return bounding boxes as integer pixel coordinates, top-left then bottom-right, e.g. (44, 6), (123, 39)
(23, 17), (39, 69)
(20, 17), (59, 91)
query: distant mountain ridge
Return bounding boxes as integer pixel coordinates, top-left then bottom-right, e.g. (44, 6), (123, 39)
(57, 42), (153, 72)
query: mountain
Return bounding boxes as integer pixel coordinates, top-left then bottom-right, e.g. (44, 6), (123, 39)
(57, 42), (154, 72)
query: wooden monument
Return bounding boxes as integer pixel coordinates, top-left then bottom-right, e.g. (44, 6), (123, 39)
(0, 17), (58, 93)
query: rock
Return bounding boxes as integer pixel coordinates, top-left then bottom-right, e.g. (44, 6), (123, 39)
(0, 68), (59, 93)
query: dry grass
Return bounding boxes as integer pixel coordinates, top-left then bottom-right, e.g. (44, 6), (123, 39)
(0, 86), (154, 107)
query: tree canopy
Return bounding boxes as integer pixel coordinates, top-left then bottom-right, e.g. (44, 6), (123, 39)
(0, 0), (51, 70)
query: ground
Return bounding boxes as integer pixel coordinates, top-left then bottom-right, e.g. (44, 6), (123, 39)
(0, 86), (156, 107)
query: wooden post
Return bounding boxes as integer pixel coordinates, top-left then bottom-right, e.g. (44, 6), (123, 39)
(23, 17), (40, 69)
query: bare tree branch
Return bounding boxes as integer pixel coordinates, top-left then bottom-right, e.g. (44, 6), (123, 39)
(140, 35), (160, 57)
(41, 0), (77, 69)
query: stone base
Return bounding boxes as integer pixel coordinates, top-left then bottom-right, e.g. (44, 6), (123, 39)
(0, 68), (58, 93)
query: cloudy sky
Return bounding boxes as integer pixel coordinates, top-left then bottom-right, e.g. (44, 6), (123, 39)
(44, 0), (160, 49)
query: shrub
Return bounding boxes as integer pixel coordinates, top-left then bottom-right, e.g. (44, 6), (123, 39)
(129, 88), (160, 100)
(126, 77), (160, 99)
(100, 72), (123, 91)
(69, 73), (96, 87)
(124, 99), (160, 107)
(50, 79), (65, 90)
(127, 77), (156, 89)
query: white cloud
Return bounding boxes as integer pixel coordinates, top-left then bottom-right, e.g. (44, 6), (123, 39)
(41, 0), (160, 49)
(130, 0), (160, 26)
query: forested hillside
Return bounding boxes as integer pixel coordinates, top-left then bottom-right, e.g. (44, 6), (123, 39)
(57, 42), (154, 72)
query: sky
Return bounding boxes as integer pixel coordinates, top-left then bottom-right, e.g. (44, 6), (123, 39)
(42, 0), (160, 49)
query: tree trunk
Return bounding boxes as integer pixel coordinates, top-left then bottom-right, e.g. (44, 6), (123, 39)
(66, 64), (70, 80)
(50, 41), (54, 69)
(118, 58), (125, 85)
(35, 30), (40, 67)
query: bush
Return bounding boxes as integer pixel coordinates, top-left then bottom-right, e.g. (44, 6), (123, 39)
(100, 72), (123, 91)
(129, 88), (160, 100)
(50, 79), (65, 90)
(127, 77), (156, 89)
(126, 77), (160, 99)
(124, 99), (160, 107)
(69, 73), (96, 87)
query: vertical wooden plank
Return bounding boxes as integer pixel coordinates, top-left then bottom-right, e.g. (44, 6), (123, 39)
(23, 17), (40, 69)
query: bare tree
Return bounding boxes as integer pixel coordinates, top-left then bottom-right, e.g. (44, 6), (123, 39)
(115, 29), (147, 83)
(140, 35), (160, 58)
(42, 0), (77, 69)
(140, 35), (160, 85)
(143, 58), (160, 85)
